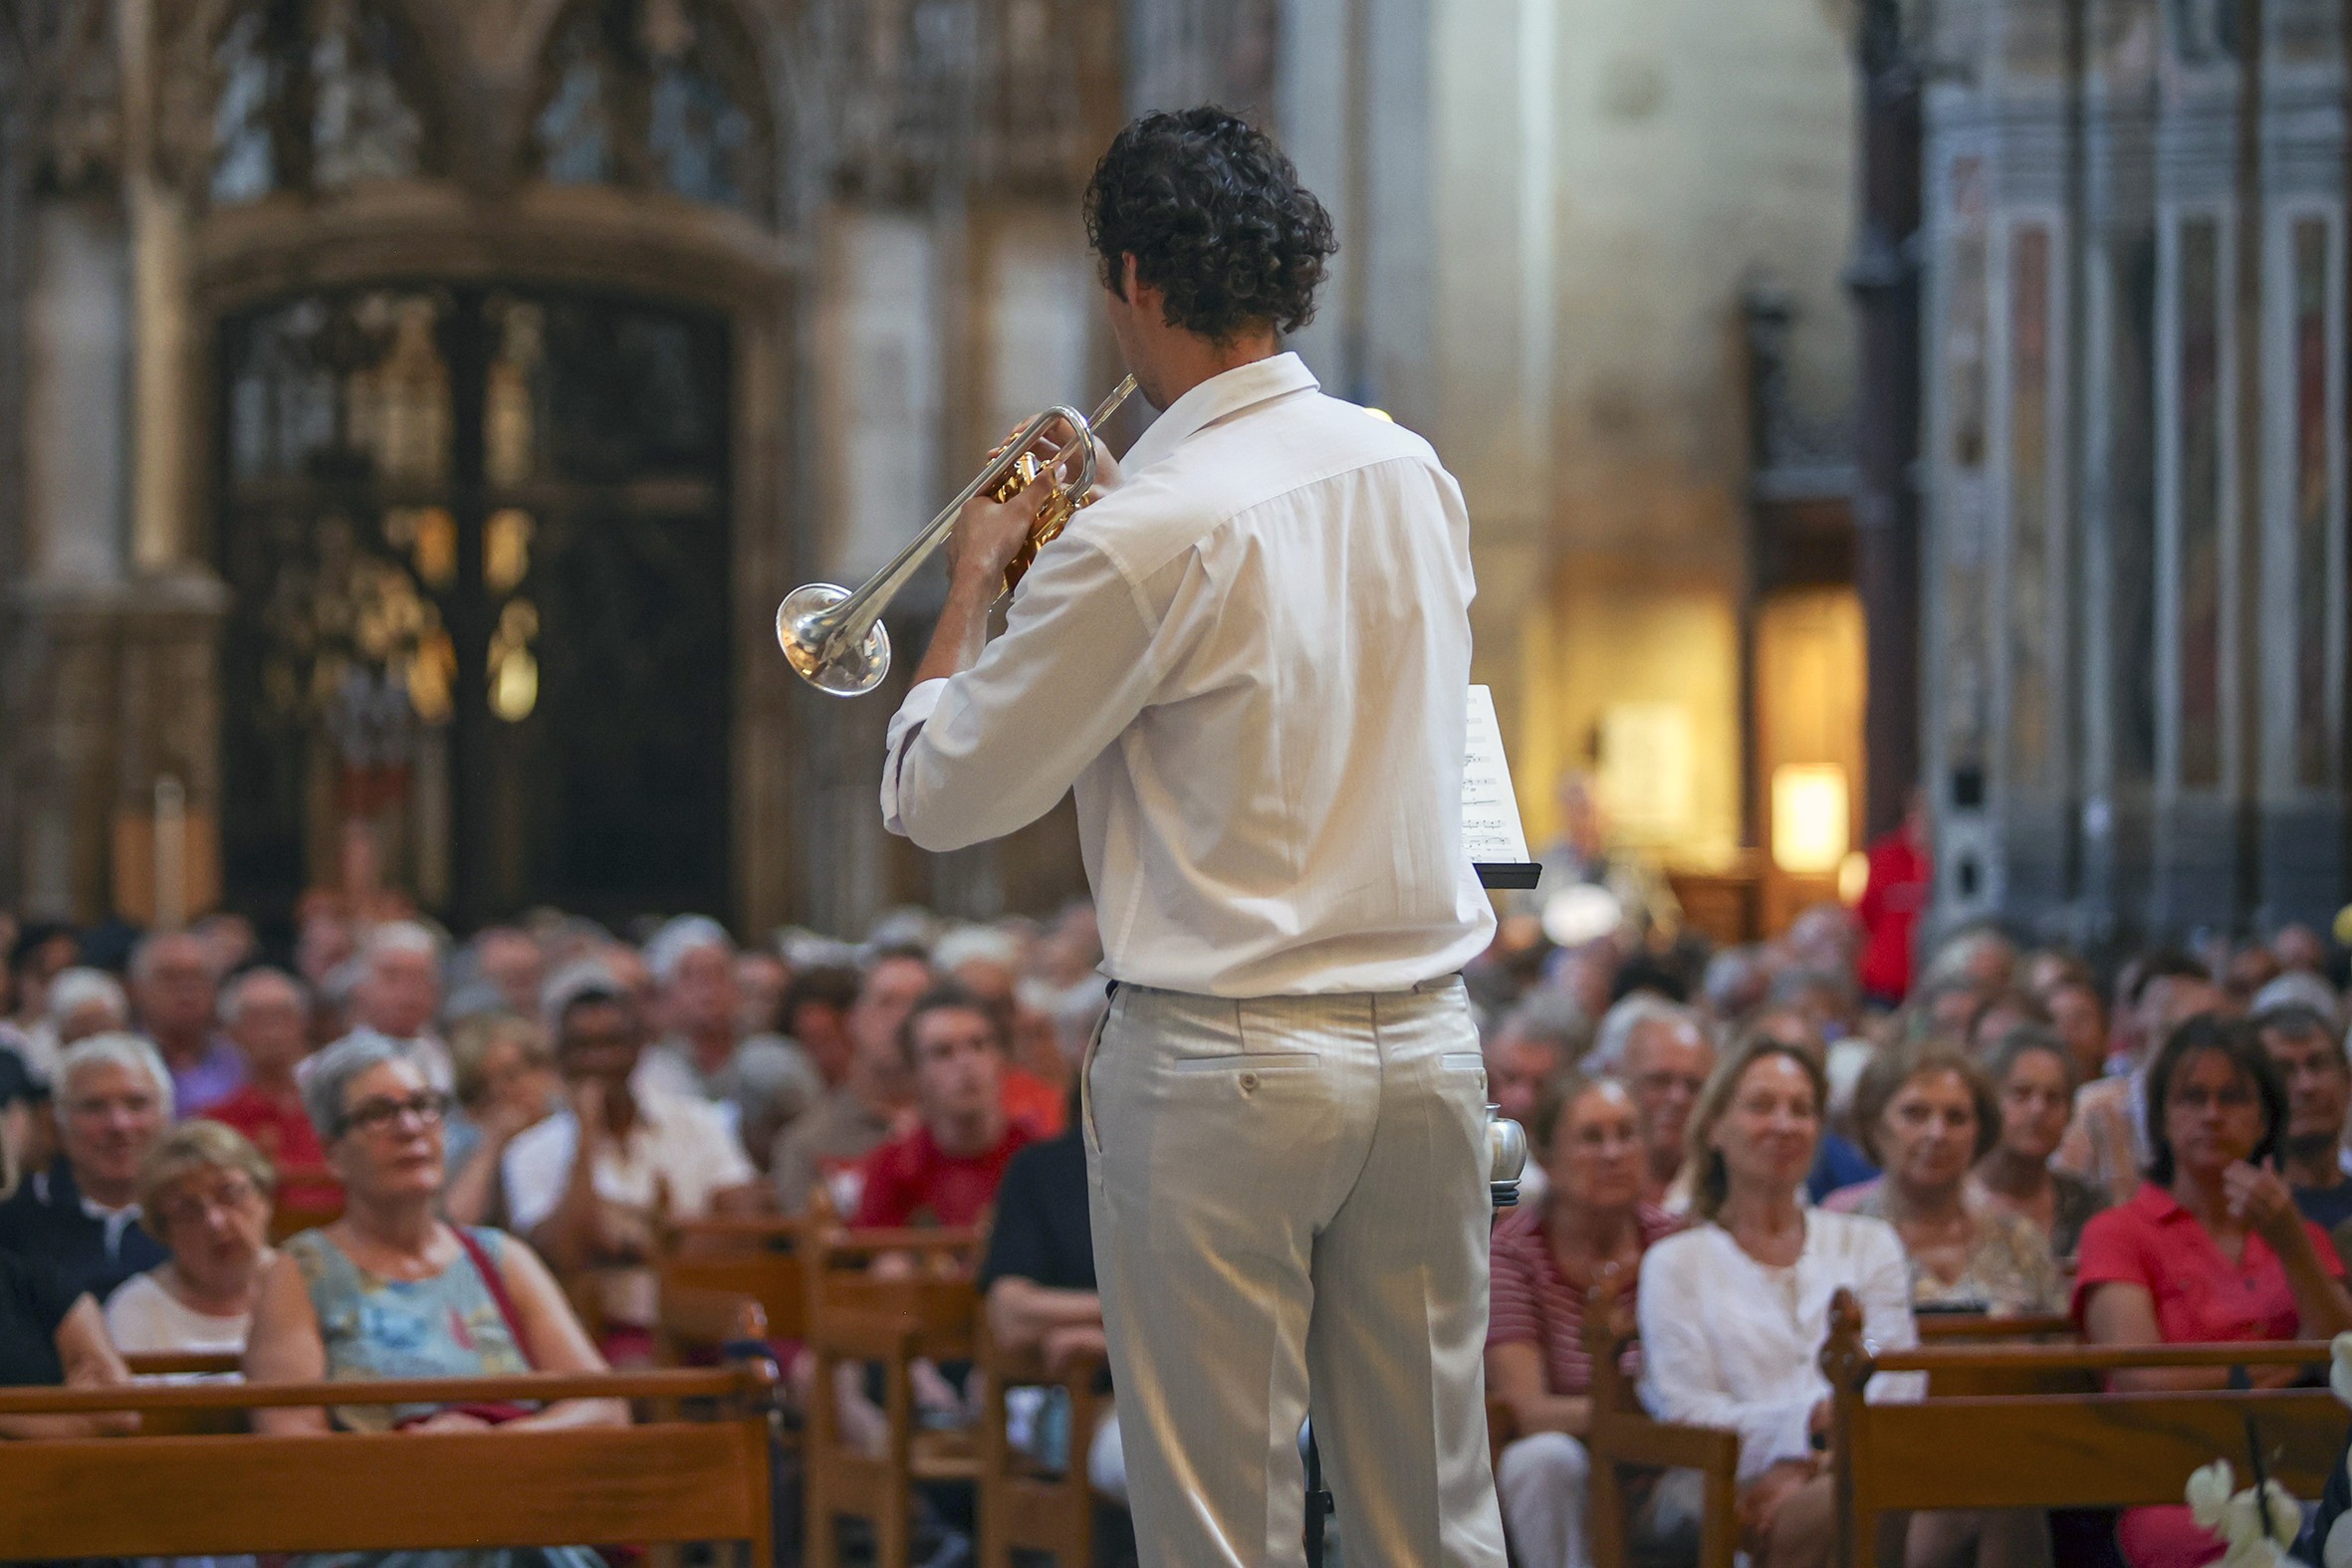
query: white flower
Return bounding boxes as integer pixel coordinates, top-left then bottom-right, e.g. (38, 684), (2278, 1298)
(2186, 1459), (2309, 1568)
(2325, 1509), (2352, 1568)
(2330, 1332), (2352, 1410)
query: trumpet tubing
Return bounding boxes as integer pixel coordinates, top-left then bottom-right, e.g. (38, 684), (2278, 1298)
(776, 376), (1138, 697)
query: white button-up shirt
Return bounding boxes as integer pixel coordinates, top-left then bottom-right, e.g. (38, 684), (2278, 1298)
(881, 352), (1495, 998)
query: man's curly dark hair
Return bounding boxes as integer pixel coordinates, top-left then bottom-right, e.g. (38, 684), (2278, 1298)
(1083, 108), (1338, 343)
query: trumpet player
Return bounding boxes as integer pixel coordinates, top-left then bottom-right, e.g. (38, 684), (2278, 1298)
(880, 107), (1506, 1568)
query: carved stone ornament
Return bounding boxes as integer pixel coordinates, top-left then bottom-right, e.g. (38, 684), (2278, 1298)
(5, 0), (124, 193)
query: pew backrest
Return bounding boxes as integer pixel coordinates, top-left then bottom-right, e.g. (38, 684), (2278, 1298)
(1819, 1288), (2344, 1568)
(0, 1366), (777, 1562)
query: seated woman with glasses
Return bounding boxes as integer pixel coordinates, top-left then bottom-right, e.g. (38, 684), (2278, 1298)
(244, 1033), (624, 1454)
(106, 1119), (278, 1359)
(2075, 1015), (2352, 1568)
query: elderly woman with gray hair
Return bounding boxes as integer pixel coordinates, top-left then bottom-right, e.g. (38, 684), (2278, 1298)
(245, 1032), (622, 1454)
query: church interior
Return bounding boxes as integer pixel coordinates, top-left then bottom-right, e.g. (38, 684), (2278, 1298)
(7, 2), (2352, 1567)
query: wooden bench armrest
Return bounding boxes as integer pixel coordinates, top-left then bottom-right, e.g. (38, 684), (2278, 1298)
(1594, 1412), (1741, 1474)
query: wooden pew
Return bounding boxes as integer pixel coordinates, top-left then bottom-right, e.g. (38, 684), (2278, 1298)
(975, 1315), (1108, 1568)
(1820, 1289), (2343, 1568)
(0, 1364), (778, 1563)
(803, 1217), (987, 1568)
(1580, 1272), (1741, 1568)
(657, 1213), (810, 1355)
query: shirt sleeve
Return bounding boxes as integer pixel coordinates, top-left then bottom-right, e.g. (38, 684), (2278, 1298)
(881, 537), (1166, 852)
(1637, 1237), (1820, 1483)
(5, 1250), (72, 1342)
(1485, 1231), (1541, 1351)
(2067, 1205), (2149, 1323)
(501, 1118), (575, 1234)
(851, 1145), (911, 1229)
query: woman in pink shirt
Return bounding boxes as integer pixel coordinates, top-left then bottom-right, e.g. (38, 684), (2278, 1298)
(2074, 1014), (2352, 1568)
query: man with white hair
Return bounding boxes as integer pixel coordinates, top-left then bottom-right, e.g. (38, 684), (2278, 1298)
(633, 915), (821, 1166)
(333, 922), (453, 1092)
(130, 930), (244, 1117)
(0, 1034), (171, 1298)
(25, 968), (131, 1083)
(1598, 998), (1715, 1208)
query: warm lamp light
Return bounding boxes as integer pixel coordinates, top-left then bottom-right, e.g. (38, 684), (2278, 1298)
(1771, 764), (1849, 875)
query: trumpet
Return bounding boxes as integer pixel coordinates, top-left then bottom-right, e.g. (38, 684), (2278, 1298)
(777, 376), (1140, 696)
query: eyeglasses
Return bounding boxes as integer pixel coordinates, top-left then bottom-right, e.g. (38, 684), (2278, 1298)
(153, 1175), (264, 1230)
(343, 1090), (450, 1136)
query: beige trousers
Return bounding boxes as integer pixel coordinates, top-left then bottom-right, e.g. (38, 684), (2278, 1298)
(1082, 978), (1510, 1568)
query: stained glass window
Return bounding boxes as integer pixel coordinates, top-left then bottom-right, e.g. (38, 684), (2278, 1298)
(207, 0), (432, 206)
(531, 0), (772, 221)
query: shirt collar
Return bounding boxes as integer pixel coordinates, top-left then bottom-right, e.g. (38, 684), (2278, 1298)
(2126, 1182), (2192, 1223)
(1118, 351), (1320, 479)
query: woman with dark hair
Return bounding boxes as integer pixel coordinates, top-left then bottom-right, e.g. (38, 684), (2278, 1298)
(2075, 1015), (2352, 1568)
(1976, 1028), (2107, 1265)
(1824, 1040), (2061, 1316)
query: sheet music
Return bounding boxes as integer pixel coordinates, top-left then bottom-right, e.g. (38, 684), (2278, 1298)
(1463, 686), (1531, 865)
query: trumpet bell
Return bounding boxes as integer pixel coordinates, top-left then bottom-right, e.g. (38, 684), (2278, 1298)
(777, 582), (891, 697)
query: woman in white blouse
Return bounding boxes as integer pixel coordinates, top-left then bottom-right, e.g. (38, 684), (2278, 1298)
(106, 1120), (276, 1359)
(1638, 1036), (2048, 1568)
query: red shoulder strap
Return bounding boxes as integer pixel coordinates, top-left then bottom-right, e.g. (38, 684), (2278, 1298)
(451, 1226), (537, 1370)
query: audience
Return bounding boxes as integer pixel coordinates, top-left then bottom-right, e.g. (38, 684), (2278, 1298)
(1483, 995), (1591, 1205)
(7, 887), (2349, 1568)
(0, 1034), (170, 1299)
(980, 1083), (1126, 1503)
(1974, 1028), (2107, 1265)
(337, 922), (454, 1091)
(2056, 952), (2220, 1206)
(773, 950), (930, 1213)
(2074, 1015), (2352, 1568)
(503, 968), (760, 1348)
(779, 964), (862, 1095)
(246, 1033), (623, 1444)
(1603, 998), (1714, 1208)
(1638, 1039), (1920, 1568)
(204, 967), (340, 1212)
(0, 1245), (133, 1436)
(2038, 972), (2110, 1088)
(41, 965), (131, 1064)
(634, 916), (820, 1168)
(468, 926), (546, 1021)
(131, 931), (243, 1117)
(852, 985), (1035, 1229)
(106, 1119), (276, 1356)
(442, 1009), (561, 1228)
(1488, 1073), (1681, 1568)
(1825, 1041), (2062, 1316)
(2248, 1003), (2352, 1235)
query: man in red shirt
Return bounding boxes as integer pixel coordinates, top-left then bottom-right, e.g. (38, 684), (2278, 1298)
(203, 968), (340, 1212)
(852, 985), (1035, 1228)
